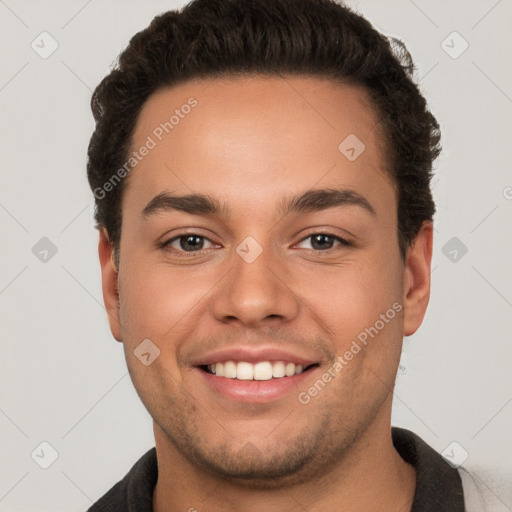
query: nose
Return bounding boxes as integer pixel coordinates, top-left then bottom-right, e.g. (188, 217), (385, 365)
(210, 244), (300, 327)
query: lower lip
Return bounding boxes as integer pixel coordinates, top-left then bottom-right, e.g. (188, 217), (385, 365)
(195, 367), (316, 403)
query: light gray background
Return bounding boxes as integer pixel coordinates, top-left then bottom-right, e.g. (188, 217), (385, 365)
(1, 1), (511, 510)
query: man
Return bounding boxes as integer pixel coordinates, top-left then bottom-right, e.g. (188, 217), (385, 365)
(86, 0), (487, 510)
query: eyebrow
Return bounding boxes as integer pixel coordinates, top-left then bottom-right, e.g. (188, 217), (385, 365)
(141, 192), (227, 218)
(281, 188), (376, 217)
(141, 188), (376, 219)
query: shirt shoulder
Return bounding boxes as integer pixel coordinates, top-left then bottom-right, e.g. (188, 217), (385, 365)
(87, 447), (158, 512)
(392, 427), (465, 512)
(459, 466), (512, 512)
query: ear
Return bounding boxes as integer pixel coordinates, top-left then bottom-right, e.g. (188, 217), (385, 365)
(98, 228), (122, 342)
(402, 222), (433, 336)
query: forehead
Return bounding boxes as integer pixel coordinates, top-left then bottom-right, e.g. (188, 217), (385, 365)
(126, 75), (394, 215)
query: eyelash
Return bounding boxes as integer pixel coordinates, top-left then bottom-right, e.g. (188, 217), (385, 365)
(296, 233), (351, 251)
(160, 232), (351, 255)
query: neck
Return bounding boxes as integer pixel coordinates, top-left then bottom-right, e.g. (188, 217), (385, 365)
(152, 414), (416, 512)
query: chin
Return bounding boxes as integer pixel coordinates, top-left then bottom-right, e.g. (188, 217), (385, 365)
(158, 410), (353, 490)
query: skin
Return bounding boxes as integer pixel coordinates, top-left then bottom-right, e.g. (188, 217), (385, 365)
(98, 75), (432, 511)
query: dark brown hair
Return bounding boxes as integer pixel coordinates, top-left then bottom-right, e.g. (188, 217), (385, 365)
(87, 0), (440, 260)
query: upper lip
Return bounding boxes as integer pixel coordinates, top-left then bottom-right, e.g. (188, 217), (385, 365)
(190, 346), (321, 367)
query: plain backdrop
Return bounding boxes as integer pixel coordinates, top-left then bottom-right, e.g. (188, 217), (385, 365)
(1, 1), (511, 510)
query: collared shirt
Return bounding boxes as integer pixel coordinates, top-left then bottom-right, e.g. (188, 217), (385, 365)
(87, 427), (466, 511)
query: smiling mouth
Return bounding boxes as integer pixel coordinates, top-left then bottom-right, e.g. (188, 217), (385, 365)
(200, 361), (319, 381)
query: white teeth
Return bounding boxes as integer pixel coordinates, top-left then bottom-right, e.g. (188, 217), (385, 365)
(236, 361), (254, 380)
(223, 361), (237, 379)
(254, 361), (273, 381)
(206, 360), (309, 380)
(272, 361), (286, 378)
(285, 362), (296, 377)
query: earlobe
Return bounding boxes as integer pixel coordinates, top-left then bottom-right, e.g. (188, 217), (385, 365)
(402, 222), (433, 337)
(98, 228), (122, 342)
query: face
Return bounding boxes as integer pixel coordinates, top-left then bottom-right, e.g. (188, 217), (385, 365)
(99, 75), (432, 487)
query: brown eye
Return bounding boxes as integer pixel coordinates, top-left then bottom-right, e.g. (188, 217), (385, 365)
(310, 234), (334, 250)
(297, 233), (350, 251)
(164, 234), (215, 253)
(179, 235), (205, 251)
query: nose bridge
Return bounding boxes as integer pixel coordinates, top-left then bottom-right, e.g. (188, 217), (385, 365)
(211, 239), (300, 325)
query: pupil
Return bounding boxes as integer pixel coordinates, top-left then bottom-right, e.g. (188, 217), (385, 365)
(181, 235), (203, 251)
(312, 234), (333, 250)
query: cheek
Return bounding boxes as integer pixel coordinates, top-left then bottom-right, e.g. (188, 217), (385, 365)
(297, 262), (404, 398)
(117, 252), (214, 344)
(296, 256), (402, 339)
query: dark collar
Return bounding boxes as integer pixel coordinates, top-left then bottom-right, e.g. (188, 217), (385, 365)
(392, 427), (465, 512)
(88, 427), (465, 511)
(87, 447), (157, 511)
